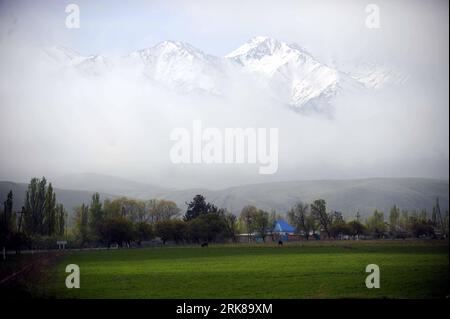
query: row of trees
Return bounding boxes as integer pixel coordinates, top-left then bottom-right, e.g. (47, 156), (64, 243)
(1, 178), (68, 253)
(366, 205), (446, 239)
(155, 211), (236, 244)
(23, 178), (66, 237)
(239, 206), (271, 242)
(2, 177), (448, 253)
(68, 194), (450, 245)
(235, 200), (366, 241)
(72, 194), (237, 247)
(286, 199), (368, 239)
(285, 199), (449, 240)
(73, 194), (179, 247)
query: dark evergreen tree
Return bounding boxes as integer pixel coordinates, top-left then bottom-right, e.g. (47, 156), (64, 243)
(311, 199), (332, 238)
(184, 195), (220, 221)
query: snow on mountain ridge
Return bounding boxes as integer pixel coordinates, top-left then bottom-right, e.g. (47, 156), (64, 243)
(42, 37), (405, 110)
(226, 36), (340, 108)
(134, 40), (227, 95)
(226, 36), (313, 76)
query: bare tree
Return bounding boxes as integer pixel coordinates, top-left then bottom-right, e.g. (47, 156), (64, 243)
(311, 199), (332, 238)
(288, 201), (312, 240)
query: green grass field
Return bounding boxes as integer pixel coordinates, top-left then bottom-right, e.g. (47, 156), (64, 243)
(35, 240), (448, 299)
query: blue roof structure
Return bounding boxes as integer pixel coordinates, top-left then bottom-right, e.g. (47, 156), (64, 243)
(273, 220), (295, 233)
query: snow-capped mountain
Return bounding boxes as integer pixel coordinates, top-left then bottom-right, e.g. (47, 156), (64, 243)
(226, 36), (340, 108)
(75, 55), (113, 76)
(43, 46), (113, 76)
(127, 41), (230, 95)
(43, 37), (405, 111)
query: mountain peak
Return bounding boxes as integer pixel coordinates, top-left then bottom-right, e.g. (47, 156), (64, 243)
(248, 36), (279, 45)
(250, 35), (270, 42)
(226, 36), (283, 58)
(226, 36), (312, 72)
(224, 36), (341, 108)
(151, 40), (207, 59)
(156, 40), (193, 50)
(226, 36), (314, 61)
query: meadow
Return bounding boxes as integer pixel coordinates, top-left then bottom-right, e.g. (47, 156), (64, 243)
(34, 240), (448, 299)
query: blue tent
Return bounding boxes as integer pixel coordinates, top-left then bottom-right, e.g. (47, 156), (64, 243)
(273, 220), (295, 233)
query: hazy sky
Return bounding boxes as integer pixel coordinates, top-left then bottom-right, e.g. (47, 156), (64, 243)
(0, 0), (448, 189)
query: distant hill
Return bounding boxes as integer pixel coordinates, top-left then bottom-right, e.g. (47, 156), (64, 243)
(174, 178), (449, 218)
(51, 173), (170, 199)
(1, 176), (448, 220)
(0, 181), (116, 222)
